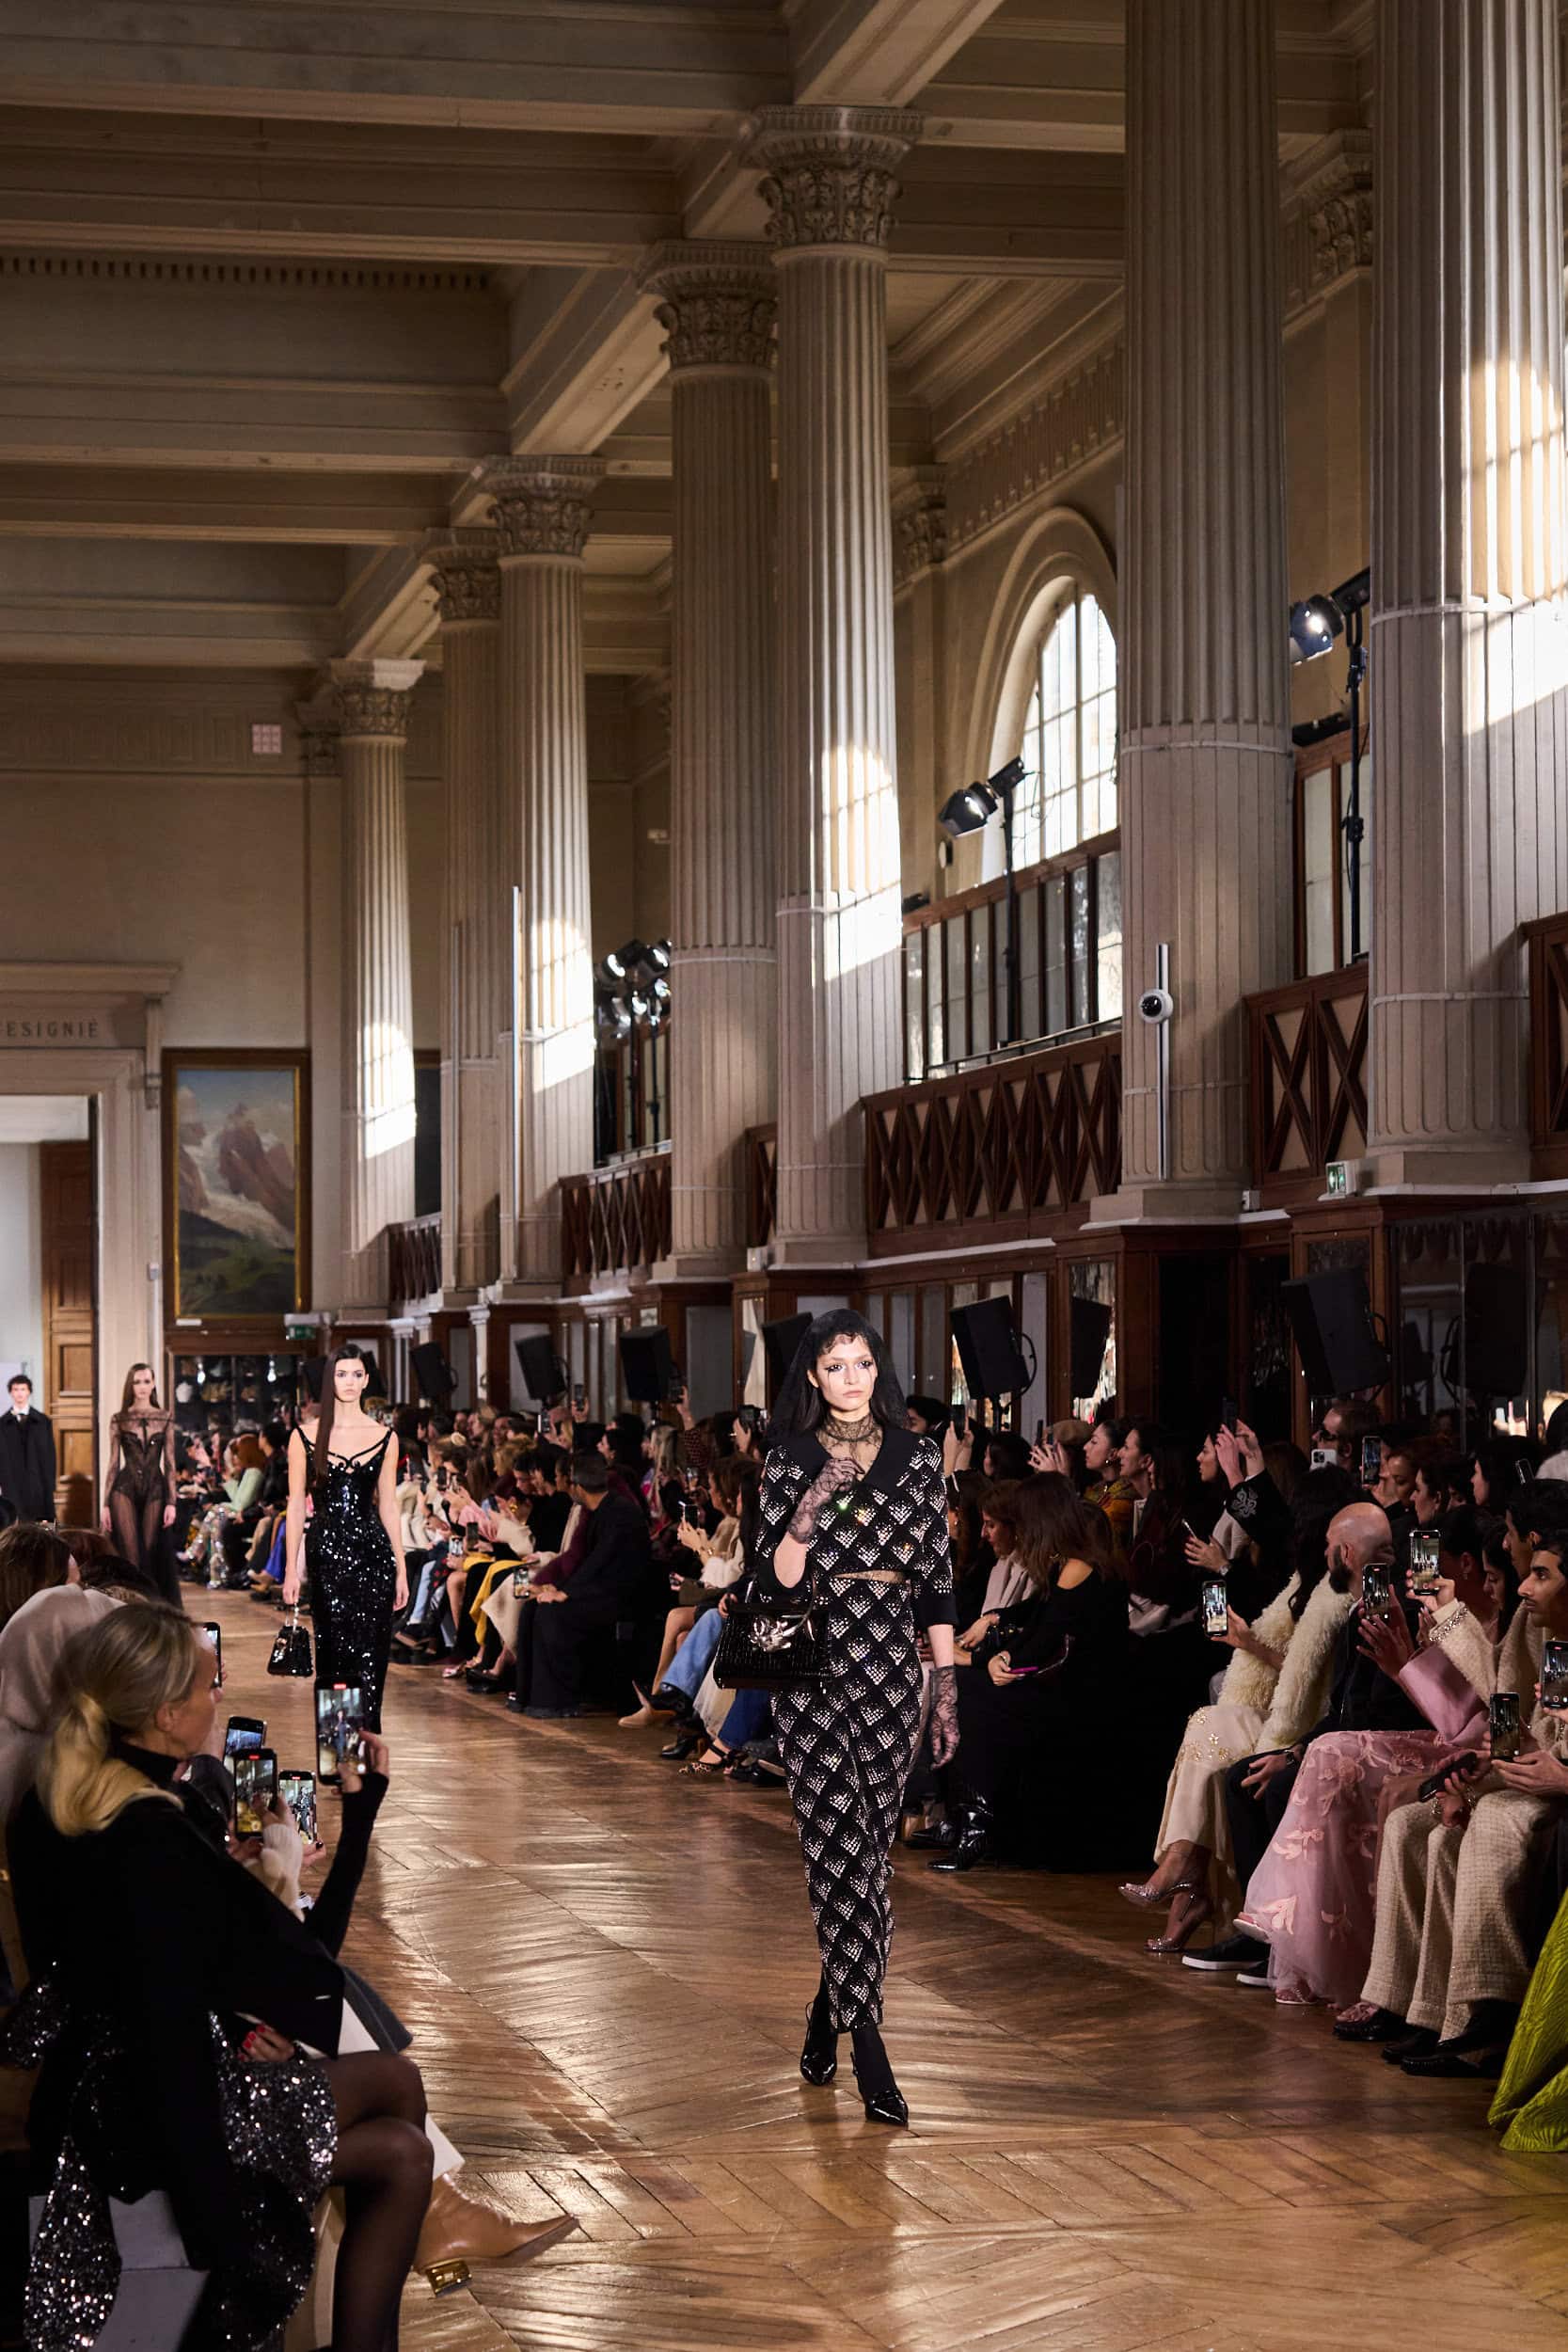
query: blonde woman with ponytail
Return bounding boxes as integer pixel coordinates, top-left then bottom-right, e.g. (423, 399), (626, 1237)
(8, 1604), (435, 2352)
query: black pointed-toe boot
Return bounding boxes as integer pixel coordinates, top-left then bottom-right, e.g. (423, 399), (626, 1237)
(800, 1976), (838, 2087)
(849, 2021), (908, 2127)
(928, 1794), (995, 1874)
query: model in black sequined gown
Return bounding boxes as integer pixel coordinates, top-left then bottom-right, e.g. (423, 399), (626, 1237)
(306, 1431), (397, 1729)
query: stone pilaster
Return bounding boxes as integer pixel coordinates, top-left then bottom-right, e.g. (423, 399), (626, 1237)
(1107, 0), (1292, 1217)
(1368, 0), (1568, 1184)
(750, 104), (920, 1263)
(640, 241), (779, 1275)
(330, 657), (423, 1306)
(429, 534), (503, 1294)
(480, 456), (600, 1290)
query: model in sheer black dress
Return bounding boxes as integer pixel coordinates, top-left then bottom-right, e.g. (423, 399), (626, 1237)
(101, 1361), (179, 1602)
(284, 1344), (408, 1731)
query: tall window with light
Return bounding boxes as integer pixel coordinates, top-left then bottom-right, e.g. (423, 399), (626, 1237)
(1013, 587), (1117, 866)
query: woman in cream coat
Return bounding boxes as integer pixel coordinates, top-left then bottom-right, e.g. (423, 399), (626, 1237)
(1120, 1472), (1356, 1953)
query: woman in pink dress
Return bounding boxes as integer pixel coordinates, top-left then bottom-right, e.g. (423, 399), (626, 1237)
(1237, 1509), (1502, 2008)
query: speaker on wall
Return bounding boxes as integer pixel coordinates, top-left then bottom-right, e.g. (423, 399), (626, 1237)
(1463, 1263), (1528, 1397)
(1280, 1271), (1388, 1396)
(761, 1313), (813, 1388)
(515, 1333), (566, 1403)
(951, 1295), (1029, 1401)
(410, 1342), (456, 1399)
(1069, 1295), (1114, 1402)
(618, 1326), (676, 1403)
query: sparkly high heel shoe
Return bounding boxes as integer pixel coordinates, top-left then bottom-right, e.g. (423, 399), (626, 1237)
(1145, 1886), (1214, 1956)
(1118, 1875), (1200, 1912)
(800, 1979), (838, 2087)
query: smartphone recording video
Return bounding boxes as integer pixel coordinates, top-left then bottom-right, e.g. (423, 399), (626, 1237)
(1360, 1436), (1383, 1487)
(315, 1683), (365, 1782)
(279, 1769), (318, 1844)
(1201, 1579), (1230, 1638)
(1408, 1531), (1442, 1597)
(223, 1714), (265, 1761)
(1542, 1639), (1568, 1715)
(1360, 1567), (1393, 1621)
(1489, 1691), (1523, 1762)
(232, 1748), (277, 1836)
(198, 1622), (223, 1684)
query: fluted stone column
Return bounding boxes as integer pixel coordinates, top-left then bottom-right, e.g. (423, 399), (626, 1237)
(331, 658), (423, 1306)
(641, 242), (779, 1274)
(1108, 1), (1292, 1216)
(481, 457), (600, 1290)
(429, 536), (503, 1295)
(751, 105), (918, 1263)
(1369, 0), (1568, 1185)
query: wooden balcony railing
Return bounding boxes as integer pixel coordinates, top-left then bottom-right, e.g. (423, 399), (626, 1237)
(864, 1030), (1121, 1248)
(1246, 964), (1369, 1203)
(562, 1143), (672, 1281)
(745, 1123), (777, 1250)
(388, 1213), (441, 1305)
(1528, 910), (1568, 1179)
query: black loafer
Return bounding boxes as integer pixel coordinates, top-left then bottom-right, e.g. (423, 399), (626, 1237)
(1334, 2007), (1409, 2043)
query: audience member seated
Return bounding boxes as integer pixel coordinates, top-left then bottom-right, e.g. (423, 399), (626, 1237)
(0, 1522), (73, 1638)
(177, 1433), (263, 1583)
(5, 1603), (432, 2352)
(1345, 1488), (1568, 2075)
(1224, 1503), (1502, 2006)
(515, 1453), (654, 1718)
(621, 1454), (759, 1729)
(1119, 1421), (1215, 1820)
(1120, 1465), (1354, 1953)
(1084, 1416), (1135, 1556)
(929, 1474), (1130, 1873)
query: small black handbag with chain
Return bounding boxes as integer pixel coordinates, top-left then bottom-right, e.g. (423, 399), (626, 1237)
(712, 1580), (823, 1691)
(266, 1606), (314, 1678)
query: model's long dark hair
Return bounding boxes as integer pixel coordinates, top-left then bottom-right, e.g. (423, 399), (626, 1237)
(311, 1343), (372, 1478)
(769, 1311), (905, 1438)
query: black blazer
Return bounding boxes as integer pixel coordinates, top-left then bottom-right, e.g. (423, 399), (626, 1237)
(0, 1406), (55, 1521)
(565, 1488), (652, 1609)
(751, 1423), (956, 1631)
(10, 1749), (379, 2267)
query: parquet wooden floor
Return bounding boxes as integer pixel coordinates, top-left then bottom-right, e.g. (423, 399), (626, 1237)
(210, 1595), (1568, 2352)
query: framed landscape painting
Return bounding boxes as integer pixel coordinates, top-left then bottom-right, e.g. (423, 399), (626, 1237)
(164, 1052), (309, 1320)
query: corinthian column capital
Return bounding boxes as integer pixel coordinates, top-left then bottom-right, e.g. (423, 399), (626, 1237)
(747, 104), (922, 255)
(329, 658), (424, 742)
(476, 456), (602, 563)
(640, 241), (777, 375)
(427, 533), (500, 626)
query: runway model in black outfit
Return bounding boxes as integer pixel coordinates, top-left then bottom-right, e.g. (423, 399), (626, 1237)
(285, 1344), (407, 1731)
(101, 1361), (179, 1603)
(748, 1311), (959, 2126)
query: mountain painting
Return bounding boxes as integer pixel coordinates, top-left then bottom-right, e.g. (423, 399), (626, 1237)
(171, 1063), (302, 1316)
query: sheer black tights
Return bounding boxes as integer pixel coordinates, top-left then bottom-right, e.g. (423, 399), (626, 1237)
(108, 1487), (163, 1572)
(320, 2052), (433, 2352)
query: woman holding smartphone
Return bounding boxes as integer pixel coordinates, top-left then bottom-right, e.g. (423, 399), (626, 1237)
(747, 1311), (958, 2127)
(285, 1345), (407, 1730)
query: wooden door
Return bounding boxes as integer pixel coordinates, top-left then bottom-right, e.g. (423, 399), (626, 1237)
(40, 1138), (95, 1523)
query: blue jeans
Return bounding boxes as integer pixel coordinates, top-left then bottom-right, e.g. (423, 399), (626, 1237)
(663, 1604), (724, 1697)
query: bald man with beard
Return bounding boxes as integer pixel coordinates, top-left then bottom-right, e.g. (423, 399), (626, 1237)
(1185, 1500), (1429, 1980)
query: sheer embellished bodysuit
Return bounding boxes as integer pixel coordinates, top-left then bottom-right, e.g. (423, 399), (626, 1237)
(105, 1410), (176, 1574)
(306, 1431), (397, 1729)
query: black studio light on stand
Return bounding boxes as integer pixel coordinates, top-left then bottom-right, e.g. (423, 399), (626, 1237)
(938, 755), (1028, 1045)
(1289, 565), (1370, 961)
(594, 938), (673, 1155)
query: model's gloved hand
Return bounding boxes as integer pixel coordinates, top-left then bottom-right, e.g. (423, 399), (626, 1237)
(929, 1663), (959, 1767)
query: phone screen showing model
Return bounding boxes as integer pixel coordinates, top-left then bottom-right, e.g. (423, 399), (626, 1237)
(315, 1683), (365, 1781)
(279, 1769), (319, 1843)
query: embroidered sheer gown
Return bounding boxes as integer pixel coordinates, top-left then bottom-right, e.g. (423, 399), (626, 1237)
(104, 1410), (178, 1599)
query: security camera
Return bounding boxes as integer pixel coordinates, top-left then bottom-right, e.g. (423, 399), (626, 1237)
(1136, 987), (1175, 1026)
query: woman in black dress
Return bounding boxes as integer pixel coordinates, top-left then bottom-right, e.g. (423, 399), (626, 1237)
(284, 1345), (407, 1730)
(100, 1362), (179, 1601)
(748, 1312), (958, 2127)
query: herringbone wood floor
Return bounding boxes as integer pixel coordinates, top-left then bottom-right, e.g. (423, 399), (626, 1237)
(211, 1594), (1568, 2352)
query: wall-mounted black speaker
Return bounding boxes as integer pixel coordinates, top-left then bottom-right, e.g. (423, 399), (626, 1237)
(1464, 1263), (1528, 1397)
(619, 1326), (675, 1403)
(515, 1333), (565, 1402)
(1069, 1295), (1114, 1401)
(951, 1295), (1029, 1400)
(762, 1313), (813, 1387)
(410, 1341), (456, 1398)
(1280, 1271), (1388, 1395)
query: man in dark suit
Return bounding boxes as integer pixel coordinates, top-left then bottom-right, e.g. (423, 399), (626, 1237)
(524, 1451), (652, 1717)
(0, 1375), (56, 1521)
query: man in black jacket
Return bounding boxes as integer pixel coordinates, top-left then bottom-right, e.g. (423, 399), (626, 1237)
(0, 1374), (55, 1521)
(524, 1452), (652, 1717)
(1187, 1500), (1423, 1979)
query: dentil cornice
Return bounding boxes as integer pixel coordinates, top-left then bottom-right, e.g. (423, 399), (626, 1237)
(478, 456), (602, 562)
(746, 105), (922, 254)
(640, 242), (777, 374)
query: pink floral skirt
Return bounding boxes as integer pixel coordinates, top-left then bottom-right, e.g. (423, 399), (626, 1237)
(1238, 1728), (1446, 2007)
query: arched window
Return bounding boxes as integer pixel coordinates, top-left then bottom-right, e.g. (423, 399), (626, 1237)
(1012, 587), (1117, 867)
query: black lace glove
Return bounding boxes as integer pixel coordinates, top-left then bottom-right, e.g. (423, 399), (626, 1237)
(929, 1663), (959, 1767)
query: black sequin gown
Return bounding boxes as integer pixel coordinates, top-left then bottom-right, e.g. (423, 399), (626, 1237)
(307, 1431), (397, 1729)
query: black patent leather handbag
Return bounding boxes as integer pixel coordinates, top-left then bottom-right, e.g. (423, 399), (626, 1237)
(266, 1607), (314, 1678)
(712, 1582), (823, 1691)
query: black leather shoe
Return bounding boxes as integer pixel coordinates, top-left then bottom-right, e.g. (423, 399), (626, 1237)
(1382, 2028), (1438, 2065)
(929, 1800), (994, 1873)
(1401, 2038), (1496, 2077)
(905, 1820), (957, 1851)
(800, 1982), (837, 2087)
(660, 1729), (703, 1760)
(849, 2023), (908, 2127)
(1333, 2007), (1409, 2043)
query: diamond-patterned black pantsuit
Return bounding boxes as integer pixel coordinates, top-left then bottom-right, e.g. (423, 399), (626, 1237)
(754, 1426), (954, 2032)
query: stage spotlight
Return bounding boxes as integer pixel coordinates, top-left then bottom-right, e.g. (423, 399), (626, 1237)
(1289, 593), (1344, 665)
(938, 782), (998, 839)
(615, 938), (649, 976)
(639, 940), (673, 977)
